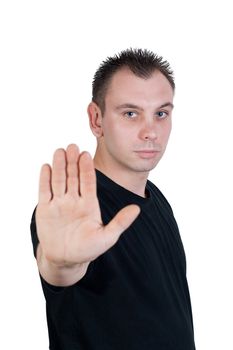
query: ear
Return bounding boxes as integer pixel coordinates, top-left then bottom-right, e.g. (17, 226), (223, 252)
(87, 102), (103, 137)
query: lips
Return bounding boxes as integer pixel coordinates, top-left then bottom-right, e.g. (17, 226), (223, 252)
(135, 150), (159, 152)
(134, 150), (160, 159)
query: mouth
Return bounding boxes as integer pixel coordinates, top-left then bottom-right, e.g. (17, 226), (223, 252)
(134, 150), (160, 159)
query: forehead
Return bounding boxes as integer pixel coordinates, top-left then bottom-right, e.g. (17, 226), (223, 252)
(105, 68), (174, 106)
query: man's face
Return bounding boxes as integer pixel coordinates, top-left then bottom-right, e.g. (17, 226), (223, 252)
(95, 68), (174, 176)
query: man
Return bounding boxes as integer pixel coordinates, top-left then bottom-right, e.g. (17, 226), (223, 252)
(31, 48), (196, 349)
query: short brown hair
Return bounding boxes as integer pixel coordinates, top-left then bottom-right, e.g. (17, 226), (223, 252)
(92, 48), (175, 114)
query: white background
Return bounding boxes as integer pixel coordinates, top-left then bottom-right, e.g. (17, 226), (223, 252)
(0, 0), (232, 349)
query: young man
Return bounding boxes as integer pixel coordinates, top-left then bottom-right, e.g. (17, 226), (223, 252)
(31, 48), (196, 349)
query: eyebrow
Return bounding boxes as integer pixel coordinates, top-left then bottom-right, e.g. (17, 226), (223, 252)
(115, 102), (174, 111)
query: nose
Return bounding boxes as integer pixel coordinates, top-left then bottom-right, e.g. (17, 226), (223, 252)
(138, 120), (158, 141)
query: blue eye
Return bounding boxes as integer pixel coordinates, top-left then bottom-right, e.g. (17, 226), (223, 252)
(124, 111), (137, 118)
(157, 111), (168, 119)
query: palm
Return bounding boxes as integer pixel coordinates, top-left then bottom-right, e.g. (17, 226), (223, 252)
(36, 144), (140, 267)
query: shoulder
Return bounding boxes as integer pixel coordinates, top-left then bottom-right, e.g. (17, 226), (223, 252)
(146, 180), (174, 214)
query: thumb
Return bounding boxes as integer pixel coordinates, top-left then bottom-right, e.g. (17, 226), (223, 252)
(103, 204), (140, 250)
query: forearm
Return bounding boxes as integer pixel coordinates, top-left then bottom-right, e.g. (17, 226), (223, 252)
(36, 244), (89, 287)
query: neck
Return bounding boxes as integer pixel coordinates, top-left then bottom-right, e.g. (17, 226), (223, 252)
(93, 154), (149, 198)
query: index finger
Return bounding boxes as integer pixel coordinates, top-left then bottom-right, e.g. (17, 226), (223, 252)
(78, 152), (96, 198)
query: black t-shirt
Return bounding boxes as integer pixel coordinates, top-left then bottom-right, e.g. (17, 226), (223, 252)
(31, 170), (196, 350)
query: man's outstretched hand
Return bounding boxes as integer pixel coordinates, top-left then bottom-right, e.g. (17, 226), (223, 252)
(35, 144), (140, 285)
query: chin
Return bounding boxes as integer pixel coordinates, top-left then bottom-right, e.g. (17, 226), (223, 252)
(129, 162), (160, 173)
